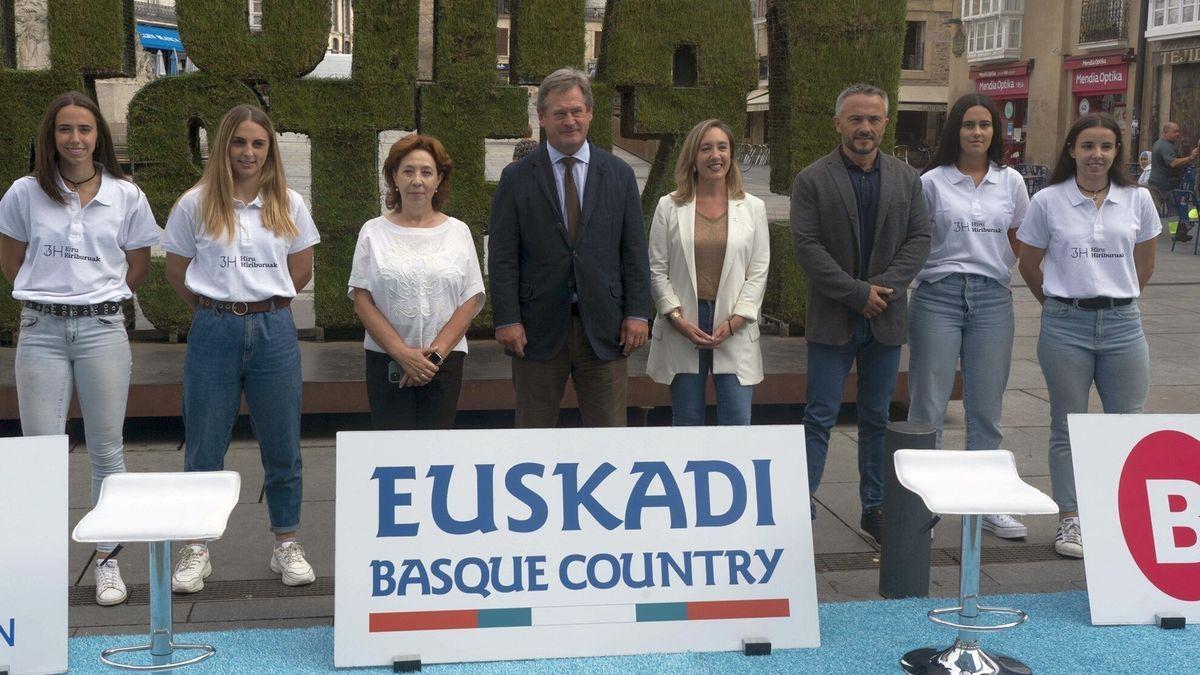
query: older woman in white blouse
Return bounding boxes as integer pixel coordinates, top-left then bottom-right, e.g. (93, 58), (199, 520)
(349, 134), (484, 430)
(646, 119), (770, 425)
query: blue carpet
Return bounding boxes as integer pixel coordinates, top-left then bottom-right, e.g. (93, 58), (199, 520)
(68, 591), (1192, 674)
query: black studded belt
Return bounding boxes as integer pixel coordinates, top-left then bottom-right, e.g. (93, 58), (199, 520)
(23, 300), (122, 317)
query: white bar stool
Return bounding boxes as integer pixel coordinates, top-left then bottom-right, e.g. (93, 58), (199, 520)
(893, 450), (1057, 675)
(73, 471), (240, 671)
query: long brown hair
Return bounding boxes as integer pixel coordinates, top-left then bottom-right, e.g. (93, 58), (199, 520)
(926, 93), (1004, 174)
(671, 119), (744, 205)
(195, 105), (297, 242)
(34, 91), (126, 205)
(1049, 113), (1135, 188)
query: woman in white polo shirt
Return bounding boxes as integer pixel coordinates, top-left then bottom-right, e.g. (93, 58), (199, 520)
(162, 105), (320, 593)
(0, 91), (160, 606)
(1017, 112), (1159, 560)
(907, 93), (1030, 540)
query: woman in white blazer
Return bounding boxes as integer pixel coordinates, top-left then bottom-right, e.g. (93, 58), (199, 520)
(646, 119), (770, 425)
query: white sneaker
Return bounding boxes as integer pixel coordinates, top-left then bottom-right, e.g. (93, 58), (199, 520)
(1055, 517), (1083, 558)
(172, 544), (212, 593)
(982, 513), (1028, 539)
(270, 541), (316, 586)
(94, 558), (127, 606)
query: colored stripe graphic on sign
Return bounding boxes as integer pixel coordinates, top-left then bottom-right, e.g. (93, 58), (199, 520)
(369, 608), (531, 633)
(370, 600), (788, 633)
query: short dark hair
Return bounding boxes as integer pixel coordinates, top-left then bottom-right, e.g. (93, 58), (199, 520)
(382, 134), (454, 211)
(835, 83), (889, 117)
(1049, 113), (1134, 188)
(927, 93), (1004, 173)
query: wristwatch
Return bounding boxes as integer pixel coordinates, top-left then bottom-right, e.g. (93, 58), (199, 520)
(667, 308), (683, 323)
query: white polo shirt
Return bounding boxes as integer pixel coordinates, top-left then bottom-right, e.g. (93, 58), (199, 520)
(1017, 181), (1160, 299)
(917, 164), (1029, 287)
(0, 170), (160, 305)
(163, 187), (320, 302)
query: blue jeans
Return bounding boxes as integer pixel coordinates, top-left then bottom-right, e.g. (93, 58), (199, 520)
(669, 300), (754, 426)
(16, 307), (130, 552)
(907, 274), (1013, 450)
(1037, 298), (1148, 513)
(183, 306), (303, 533)
(804, 316), (902, 513)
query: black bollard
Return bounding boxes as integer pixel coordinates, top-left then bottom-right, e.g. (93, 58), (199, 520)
(879, 421), (936, 599)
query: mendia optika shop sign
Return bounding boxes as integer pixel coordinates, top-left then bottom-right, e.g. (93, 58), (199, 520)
(334, 426), (819, 667)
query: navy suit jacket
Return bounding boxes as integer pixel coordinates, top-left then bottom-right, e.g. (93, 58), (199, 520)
(488, 142), (651, 361)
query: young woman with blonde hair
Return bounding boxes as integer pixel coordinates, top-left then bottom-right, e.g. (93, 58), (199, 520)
(163, 104), (320, 592)
(645, 118), (770, 425)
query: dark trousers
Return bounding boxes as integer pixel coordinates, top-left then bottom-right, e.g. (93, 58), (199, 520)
(365, 349), (464, 430)
(512, 315), (627, 428)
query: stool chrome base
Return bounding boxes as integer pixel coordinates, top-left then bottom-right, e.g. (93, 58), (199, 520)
(901, 642), (1032, 675)
(100, 643), (215, 671)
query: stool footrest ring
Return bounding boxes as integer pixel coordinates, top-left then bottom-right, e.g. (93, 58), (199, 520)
(99, 643), (216, 671)
(927, 605), (1028, 632)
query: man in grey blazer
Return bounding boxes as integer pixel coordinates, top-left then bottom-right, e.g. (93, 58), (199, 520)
(789, 83), (930, 545)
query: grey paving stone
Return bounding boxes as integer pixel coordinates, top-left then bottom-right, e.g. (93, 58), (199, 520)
(300, 445), (335, 502)
(981, 560), (1086, 586)
(186, 595), (333, 623)
(70, 600), (193, 629)
(197, 498), (334, 584)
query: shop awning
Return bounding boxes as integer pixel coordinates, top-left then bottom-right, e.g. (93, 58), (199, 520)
(137, 23), (183, 52)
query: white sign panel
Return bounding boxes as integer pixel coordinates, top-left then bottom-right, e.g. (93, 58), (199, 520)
(0, 435), (68, 674)
(1069, 414), (1200, 625)
(334, 426), (819, 667)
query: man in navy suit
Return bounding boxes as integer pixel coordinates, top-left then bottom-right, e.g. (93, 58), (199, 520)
(488, 68), (651, 427)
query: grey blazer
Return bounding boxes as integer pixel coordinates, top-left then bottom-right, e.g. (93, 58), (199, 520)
(789, 148), (930, 346)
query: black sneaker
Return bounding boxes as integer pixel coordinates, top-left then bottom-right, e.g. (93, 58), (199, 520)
(1176, 232), (1194, 243)
(859, 507), (883, 546)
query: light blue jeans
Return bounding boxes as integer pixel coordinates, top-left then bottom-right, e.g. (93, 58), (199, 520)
(16, 307), (130, 552)
(1037, 298), (1149, 513)
(183, 305), (303, 533)
(669, 300), (754, 426)
(907, 273), (1014, 449)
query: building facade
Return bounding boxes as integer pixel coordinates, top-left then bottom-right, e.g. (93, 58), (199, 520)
(1145, 0), (1200, 153)
(746, 0), (954, 151)
(947, 0), (1147, 168)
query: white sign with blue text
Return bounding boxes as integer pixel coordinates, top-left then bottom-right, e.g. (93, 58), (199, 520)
(0, 435), (68, 674)
(334, 426), (818, 667)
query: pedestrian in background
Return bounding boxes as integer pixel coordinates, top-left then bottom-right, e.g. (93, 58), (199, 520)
(906, 93), (1030, 539)
(1017, 112), (1158, 559)
(349, 134), (484, 430)
(646, 119), (770, 425)
(1147, 121), (1197, 242)
(789, 83), (930, 546)
(0, 91), (160, 606)
(163, 104), (320, 593)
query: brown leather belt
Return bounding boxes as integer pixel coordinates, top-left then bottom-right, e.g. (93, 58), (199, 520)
(197, 296), (291, 315)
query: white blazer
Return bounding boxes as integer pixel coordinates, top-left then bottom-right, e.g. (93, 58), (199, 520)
(646, 192), (770, 386)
